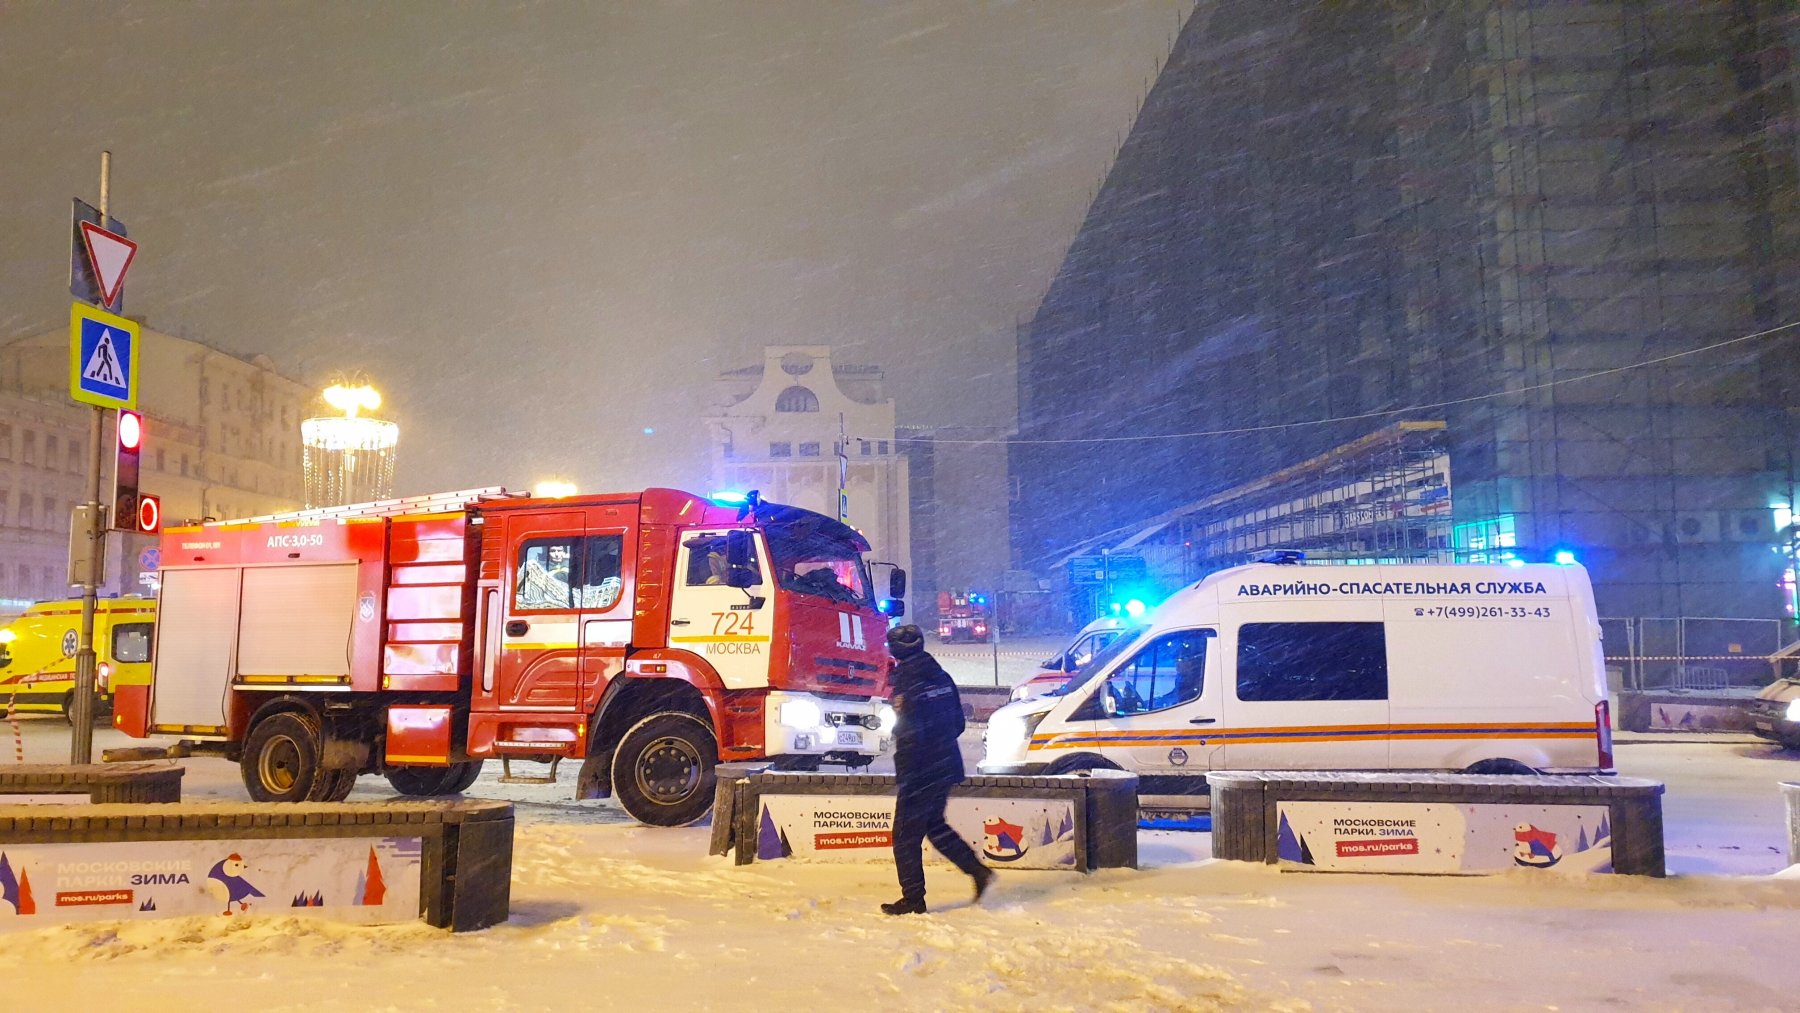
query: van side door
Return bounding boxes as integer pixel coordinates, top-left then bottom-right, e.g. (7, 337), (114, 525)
(1220, 619), (1391, 771)
(1075, 629), (1221, 774)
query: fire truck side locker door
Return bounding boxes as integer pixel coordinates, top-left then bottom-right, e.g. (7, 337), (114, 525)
(496, 510), (586, 711)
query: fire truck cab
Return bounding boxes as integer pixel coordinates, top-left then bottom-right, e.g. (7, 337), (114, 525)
(112, 488), (901, 826)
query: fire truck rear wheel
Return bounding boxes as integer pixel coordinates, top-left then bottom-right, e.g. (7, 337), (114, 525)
(386, 766), (454, 796)
(311, 767), (358, 803)
(612, 712), (717, 827)
(242, 711), (326, 803)
(441, 760), (484, 794)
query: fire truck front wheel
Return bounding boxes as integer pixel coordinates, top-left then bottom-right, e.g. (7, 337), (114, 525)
(612, 711), (717, 827)
(241, 711), (327, 803)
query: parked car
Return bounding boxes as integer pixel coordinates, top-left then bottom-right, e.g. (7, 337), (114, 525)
(1745, 677), (1800, 750)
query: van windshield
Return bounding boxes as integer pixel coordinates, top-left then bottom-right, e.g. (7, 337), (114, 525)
(1045, 624), (1147, 697)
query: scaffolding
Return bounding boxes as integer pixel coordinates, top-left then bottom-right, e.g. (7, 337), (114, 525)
(1053, 422), (1454, 595)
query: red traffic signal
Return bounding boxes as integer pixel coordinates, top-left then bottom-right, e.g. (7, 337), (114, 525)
(135, 494), (161, 534)
(118, 408), (143, 451)
(112, 409), (144, 532)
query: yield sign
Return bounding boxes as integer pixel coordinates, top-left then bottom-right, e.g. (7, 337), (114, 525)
(79, 221), (137, 309)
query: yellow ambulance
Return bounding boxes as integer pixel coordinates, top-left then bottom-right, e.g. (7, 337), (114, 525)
(0, 597), (156, 721)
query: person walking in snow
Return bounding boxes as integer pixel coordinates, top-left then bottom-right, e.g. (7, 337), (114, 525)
(882, 624), (993, 915)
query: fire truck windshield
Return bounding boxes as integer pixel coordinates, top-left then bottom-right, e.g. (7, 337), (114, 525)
(767, 524), (872, 606)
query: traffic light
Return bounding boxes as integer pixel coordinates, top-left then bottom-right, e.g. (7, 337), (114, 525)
(111, 409), (142, 533)
(136, 494), (161, 534)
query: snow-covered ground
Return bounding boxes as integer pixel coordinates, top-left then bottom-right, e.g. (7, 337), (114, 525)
(5, 717), (1799, 1010)
(6, 820), (1799, 1011)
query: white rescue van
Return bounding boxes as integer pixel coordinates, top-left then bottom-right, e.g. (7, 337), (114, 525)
(980, 560), (1613, 791)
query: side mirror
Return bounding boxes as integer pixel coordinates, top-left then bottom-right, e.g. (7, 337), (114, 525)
(725, 530), (758, 589)
(879, 598), (906, 618)
(888, 567), (907, 600)
(1100, 689), (1118, 718)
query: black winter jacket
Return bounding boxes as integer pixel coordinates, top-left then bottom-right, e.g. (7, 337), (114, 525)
(891, 650), (967, 789)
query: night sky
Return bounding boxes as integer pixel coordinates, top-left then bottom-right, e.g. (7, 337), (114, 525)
(1, 1), (1191, 495)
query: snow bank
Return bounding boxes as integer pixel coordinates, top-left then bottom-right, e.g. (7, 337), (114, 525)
(4, 821), (1798, 1012)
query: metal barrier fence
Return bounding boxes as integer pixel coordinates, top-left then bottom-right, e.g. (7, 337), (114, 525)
(1601, 616), (1796, 691)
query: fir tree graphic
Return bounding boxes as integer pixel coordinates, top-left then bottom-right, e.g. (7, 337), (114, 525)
(362, 847), (387, 906)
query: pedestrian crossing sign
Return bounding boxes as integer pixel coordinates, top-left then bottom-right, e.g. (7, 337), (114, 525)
(69, 301), (140, 409)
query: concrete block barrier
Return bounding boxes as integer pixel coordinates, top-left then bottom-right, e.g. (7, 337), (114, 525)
(1210, 770), (1665, 877)
(0, 763), (184, 804)
(0, 800), (512, 931)
(710, 765), (1138, 872)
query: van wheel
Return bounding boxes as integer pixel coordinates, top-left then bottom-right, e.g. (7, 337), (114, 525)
(1462, 758), (1538, 775)
(1044, 753), (1122, 776)
(242, 711), (326, 803)
(612, 711), (717, 827)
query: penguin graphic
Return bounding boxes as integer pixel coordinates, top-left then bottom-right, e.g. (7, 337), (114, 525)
(205, 854), (266, 915)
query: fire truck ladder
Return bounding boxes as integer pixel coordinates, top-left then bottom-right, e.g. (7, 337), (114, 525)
(211, 487), (524, 526)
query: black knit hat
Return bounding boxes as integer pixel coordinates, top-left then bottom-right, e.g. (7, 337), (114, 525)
(886, 624), (925, 658)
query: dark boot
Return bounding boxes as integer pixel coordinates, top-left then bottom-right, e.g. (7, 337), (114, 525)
(881, 897), (928, 915)
(972, 866), (995, 903)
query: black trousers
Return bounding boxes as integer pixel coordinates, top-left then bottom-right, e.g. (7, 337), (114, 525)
(892, 781), (985, 901)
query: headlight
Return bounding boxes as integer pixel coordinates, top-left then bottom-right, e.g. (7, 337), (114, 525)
(984, 710), (1045, 759)
(877, 704), (897, 733)
(1786, 698), (1800, 721)
(1010, 684), (1029, 702)
(779, 699), (822, 728)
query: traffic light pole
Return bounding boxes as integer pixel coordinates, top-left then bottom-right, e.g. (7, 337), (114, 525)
(70, 150), (112, 763)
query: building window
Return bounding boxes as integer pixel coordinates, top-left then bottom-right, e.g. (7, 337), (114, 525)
(67, 440), (80, 473)
(181, 454), (190, 477)
(155, 448), (165, 471)
(0, 489), (8, 526)
(43, 496), (56, 527)
(22, 431), (36, 465)
(45, 435), (58, 466)
(858, 440), (870, 456)
(877, 441), (889, 455)
(16, 565), (28, 590)
(799, 442), (821, 457)
(1452, 514), (1518, 564)
(769, 442), (793, 458)
(41, 567), (54, 593)
(775, 386), (820, 413)
(19, 498), (33, 528)
(0, 422), (10, 459)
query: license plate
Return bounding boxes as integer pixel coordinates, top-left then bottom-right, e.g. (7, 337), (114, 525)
(836, 729), (863, 746)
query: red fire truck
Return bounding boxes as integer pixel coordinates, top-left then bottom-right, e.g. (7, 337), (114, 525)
(936, 591), (991, 643)
(109, 487), (902, 826)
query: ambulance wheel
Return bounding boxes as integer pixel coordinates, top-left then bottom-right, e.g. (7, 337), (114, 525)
(242, 711), (326, 803)
(60, 690), (108, 726)
(386, 766), (454, 796)
(612, 711), (717, 827)
(1462, 758), (1538, 775)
